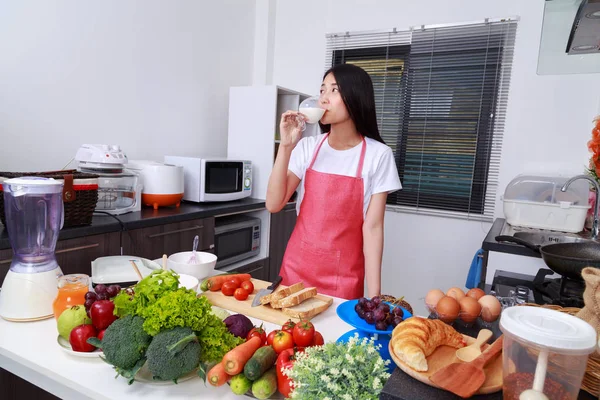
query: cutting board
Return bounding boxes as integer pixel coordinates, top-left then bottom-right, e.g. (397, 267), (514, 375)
(201, 279), (333, 325)
(389, 334), (503, 395)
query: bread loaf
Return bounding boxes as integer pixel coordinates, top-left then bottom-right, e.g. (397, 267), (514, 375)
(271, 287), (317, 309)
(281, 297), (332, 319)
(260, 282), (305, 305)
(391, 317), (466, 372)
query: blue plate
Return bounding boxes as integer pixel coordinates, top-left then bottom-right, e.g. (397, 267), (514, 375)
(336, 329), (395, 373)
(336, 299), (412, 335)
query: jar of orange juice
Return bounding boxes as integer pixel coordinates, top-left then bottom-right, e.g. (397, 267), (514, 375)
(52, 274), (90, 319)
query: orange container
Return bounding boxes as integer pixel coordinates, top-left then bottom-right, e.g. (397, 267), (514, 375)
(52, 274), (90, 319)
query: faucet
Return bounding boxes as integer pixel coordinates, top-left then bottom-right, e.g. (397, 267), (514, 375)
(561, 174), (600, 240)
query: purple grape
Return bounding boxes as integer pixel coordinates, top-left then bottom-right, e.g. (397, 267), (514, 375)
(357, 308), (367, 320)
(84, 299), (95, 310)
(393, 307), (404, 317)
(84, 291), (97, 302)
(372, 296), (382, 306)
(355, 303), (363, 313)
(364, 300), (375, 311)
(107, 285), (120, 298)
(96, 292), (108, 301)
(373, 308), (386, 323)
(358, 297), (368, 307)
(365, 311), (375, 324)
(385, 313), (395, 325)
(86, 309), (92, 318)
(375, 321), (388, 331)
(393, 316), (404, 326)
(94, 284), (107, 295)
(378, 303), (390, 313)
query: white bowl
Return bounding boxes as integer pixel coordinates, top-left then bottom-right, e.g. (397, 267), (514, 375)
(167, 251), (217, 280)
(178, 273), (199, 292)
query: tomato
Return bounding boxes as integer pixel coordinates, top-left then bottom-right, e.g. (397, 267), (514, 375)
(227, 277), (242, 289)
(247, 325), (267, 344)
(311, 331), (324, 346)
(266, 330), (279, 346)
(272, 330), (294, 354)
(234, 287), (249, 301)
(221, 281), (238, 296)
(281, 319), (296, 335)
(240, 280), (254, 293)
(292, 320), (315, 347)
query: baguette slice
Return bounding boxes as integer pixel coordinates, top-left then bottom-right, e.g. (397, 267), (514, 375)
(271, 287), (317, 309)
(259, 282), (305, 305)
(282, 297), (332, 320)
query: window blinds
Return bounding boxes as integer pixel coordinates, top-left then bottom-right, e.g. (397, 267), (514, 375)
(325, 18), (517, 222)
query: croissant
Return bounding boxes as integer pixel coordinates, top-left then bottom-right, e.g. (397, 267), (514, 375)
(391, 317), (466, 372)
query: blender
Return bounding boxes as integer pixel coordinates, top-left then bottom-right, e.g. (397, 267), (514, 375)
(0, 177), (64, 321)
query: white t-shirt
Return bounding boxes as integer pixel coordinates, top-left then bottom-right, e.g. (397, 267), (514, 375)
(288, 134), (402, 217)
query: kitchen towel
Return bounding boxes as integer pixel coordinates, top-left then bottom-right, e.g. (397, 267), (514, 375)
(465, 249), (484, 289)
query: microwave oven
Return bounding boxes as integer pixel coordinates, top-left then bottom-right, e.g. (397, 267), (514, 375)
(214, 215), (261, 268)
(163, 156), (252, 202)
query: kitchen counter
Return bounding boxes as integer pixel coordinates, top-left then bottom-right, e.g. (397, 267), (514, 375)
(0, 198), (267, 250)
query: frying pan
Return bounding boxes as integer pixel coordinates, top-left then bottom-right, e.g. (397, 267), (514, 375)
(495, 235), (600, 281)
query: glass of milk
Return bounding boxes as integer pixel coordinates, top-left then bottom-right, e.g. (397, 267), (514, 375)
(297, 96), (325, 131)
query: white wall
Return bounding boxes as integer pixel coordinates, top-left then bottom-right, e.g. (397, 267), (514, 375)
(0, 0), (256, 171)
(271, 0), (600, 315)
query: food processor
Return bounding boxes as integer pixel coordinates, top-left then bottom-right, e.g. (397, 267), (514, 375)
(0, 177), (65, 321)
(75, 144), (142, 215)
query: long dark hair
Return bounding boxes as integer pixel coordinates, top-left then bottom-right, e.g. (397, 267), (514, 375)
(319, 63), (385, 144)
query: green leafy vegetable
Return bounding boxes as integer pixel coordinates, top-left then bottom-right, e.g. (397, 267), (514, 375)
(113, 270), (180, 317)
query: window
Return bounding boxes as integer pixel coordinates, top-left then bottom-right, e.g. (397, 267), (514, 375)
(325, 19), (517, 221)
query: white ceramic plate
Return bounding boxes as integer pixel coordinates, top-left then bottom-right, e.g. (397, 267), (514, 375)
(57, 335), (104, 358)
(134, 362), (197, 385)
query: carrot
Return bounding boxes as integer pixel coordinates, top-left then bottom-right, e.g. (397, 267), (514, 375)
(202, 274), (252, 292)
(222, 336), (262, 375)
(207, 362), (231, 387)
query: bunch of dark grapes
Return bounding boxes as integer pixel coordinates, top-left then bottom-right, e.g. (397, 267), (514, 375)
(354, 295), (404, 330)
(83, 284), (121, 317)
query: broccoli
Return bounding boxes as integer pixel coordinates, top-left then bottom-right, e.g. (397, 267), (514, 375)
(89, 315), (151, 384)
(145, 326), (201, 383)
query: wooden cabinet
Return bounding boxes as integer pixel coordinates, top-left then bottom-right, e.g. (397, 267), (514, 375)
(0, 369), (58, 400)
(268, 204), (297, 282)
(0, 232), (121, 280)
(230, 258), (270, 281)
(122, 218), (215, 261)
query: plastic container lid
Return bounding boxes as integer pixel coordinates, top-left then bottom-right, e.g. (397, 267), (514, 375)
(503, 174), (589, 207)
(500, 306), (597, 354)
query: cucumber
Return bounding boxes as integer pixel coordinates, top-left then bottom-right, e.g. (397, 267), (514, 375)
(230, 373), (252, 395)
(244, 346), (278, 381)
(251, 366), (277, 400)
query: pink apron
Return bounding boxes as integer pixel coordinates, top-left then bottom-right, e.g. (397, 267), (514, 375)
(280, 133), (367, 300)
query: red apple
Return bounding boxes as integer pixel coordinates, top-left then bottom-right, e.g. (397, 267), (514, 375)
(69, 324), (97, 352)
(90, 300), (117, 330)
(97, 329), (106, 341)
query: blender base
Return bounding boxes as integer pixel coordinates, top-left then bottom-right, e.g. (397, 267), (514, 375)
(0, 267), (63, 321)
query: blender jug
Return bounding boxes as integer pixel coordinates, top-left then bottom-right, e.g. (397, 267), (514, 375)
(0, 177), (65, 321)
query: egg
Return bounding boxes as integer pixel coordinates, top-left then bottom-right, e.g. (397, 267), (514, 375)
(478, 295), (502, 322)
(446, 287), (466, 301)
(466, 288), (485, 301)
(435, 295), (460, 324)
(425, 289), (445, 312)
(459, 296), (482, 323)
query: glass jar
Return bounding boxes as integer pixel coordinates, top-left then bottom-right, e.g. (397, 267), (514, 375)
(52, 274), (90, 319)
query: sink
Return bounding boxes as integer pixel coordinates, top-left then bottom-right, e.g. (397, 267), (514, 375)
(513, 231), (592, 246)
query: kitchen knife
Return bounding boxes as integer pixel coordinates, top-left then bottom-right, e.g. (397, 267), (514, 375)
(251, 276), (283, 307)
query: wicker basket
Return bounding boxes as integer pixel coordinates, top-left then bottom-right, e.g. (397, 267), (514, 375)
(0, 170), (99, 228)
(518, 303), (600, 397)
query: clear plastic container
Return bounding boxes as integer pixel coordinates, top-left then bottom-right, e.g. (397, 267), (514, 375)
(500, 306), (597, 400)
(503, 174), (590, 232)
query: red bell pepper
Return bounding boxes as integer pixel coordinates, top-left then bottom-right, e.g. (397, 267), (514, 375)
(276, 348), (296, 398)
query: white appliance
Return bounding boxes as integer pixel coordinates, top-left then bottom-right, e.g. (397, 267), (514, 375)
(75, 144), (142, 215)
(127, 160), (184, 210)
(163, 156), (252, 202)
(0, 177), (64, 321)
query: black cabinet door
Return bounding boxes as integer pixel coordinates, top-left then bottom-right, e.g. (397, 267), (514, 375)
(268, 204), (297, 282)
(122, 217), (215, 260)
(230, 258), (270, 281)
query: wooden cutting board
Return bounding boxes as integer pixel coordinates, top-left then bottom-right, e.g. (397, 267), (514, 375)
(389, 334), (503, 395)
(200, 279), (333, 325)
